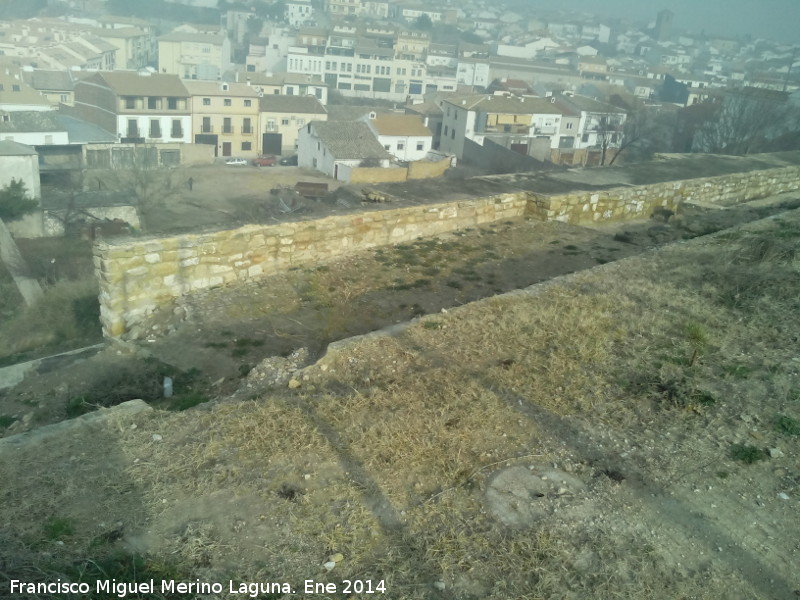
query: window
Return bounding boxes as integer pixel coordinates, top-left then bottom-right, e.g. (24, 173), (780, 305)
(202, 98), (211, 106)
(171, 119), (183, 138)
(444, 125), (448, 135)
(267, 119), (276, 131)
(202, 46), (211, 53)
(127, 119), (138, 137)
(202, 116), (211, 132)
(224, 99), (231, 106)
(286, 87), (294, 96)
(168, 97), (180, 110)
(241, 141), (252, 151)
(149, 119), (161, 138)
(384, 144), (390, 150)
(125, 97), (136, 109)
(298, 118), (305, 126)
(11, 84), (20, 92)
(397, 142), (404, 150)
(242, 118), (252, 134)
(244, 99), (252, 107)
(566, 122), (574, 130)
(281, 118), (290, 126)
(246, 64), (255, 72)
(148, 97), (161, 109)
(451, 130), (455, 139)
(416, 142), (424, 151)
(223, 117), (232, 134)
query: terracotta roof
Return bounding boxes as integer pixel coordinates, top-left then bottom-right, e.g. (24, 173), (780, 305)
(444, 94), (562, 115)
(86, 71), (189, 97)
(369, 114), (431, 136)
(259, 95), (327, 114)
(158, 31), (225, 44)
(310, 120), (392, 161)
(183, 80), (259, 97)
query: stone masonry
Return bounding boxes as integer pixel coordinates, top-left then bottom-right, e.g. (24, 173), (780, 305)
(95, 153), (800, 338)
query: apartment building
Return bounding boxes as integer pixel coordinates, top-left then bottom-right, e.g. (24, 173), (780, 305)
(100, 27), (155, 69)
(286, 0), (315, 28)
(287, 32), (452, 101)
(439, 93), (563, 158)
(73, 71), (191, 143)
(185, 80), (260, 157)
(157, 30), (231, 80)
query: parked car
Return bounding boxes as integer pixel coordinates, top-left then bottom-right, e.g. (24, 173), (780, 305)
(225, 157), (247, 166)
(252, 155), (277, 167)
(279, 155), (298, 166)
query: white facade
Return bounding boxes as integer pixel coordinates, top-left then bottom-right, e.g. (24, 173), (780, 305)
(286, 0), (315, 28)
(457, 61), (491, 87)
(374, 133), (431, 161)
(117, 115), (192, 144)
(0, 130), (69, 146)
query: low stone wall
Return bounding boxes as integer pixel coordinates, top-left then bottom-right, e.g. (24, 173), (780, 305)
(527, 164), (800, 224)
(95, 192), (528, 337)
(407, 155), (453, 180)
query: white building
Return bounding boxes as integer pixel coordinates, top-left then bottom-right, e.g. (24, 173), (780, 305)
(297, 120), (392, 180)
(362, 112), (432, 161)
(286, 0), (315, 28)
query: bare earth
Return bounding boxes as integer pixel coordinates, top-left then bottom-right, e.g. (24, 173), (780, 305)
(0, 195), (799, 599)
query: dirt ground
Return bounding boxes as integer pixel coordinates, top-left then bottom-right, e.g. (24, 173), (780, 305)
(0, 194), (799, 599)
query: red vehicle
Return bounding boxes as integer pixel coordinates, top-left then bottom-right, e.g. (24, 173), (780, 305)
(251, 155), (277, 167)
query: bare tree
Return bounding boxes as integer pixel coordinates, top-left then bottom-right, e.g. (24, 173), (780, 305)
(692, 87), (798, 155)
(606, 107), (674, 165)
(594, 113), (626, 166)
(102, 145), (182, 231)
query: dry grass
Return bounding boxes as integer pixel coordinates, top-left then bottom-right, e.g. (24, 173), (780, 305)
(2, 209), (799, 598)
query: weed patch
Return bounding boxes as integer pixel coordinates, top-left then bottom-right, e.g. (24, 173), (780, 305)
(729, 443), (767, 464)
(773, 414), (800, 436)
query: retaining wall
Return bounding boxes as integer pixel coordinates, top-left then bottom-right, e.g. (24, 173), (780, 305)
(95, 192), (528, 337)
(528, 163), (800, 224)
(95, 155), (800, 337)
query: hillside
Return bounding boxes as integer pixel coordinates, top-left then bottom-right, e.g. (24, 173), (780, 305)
(1, 204), (798, 599)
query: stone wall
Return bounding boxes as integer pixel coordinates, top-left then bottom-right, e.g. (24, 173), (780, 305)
(95, 192), (528, 337)
(407, 155), (453, 179)
(527, 164), (800, 224)
(95, 154), (800, 338)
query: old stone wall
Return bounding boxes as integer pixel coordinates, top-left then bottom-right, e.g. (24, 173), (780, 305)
(95, 192), (528, 337)
(407, 155), (453, 179)
(95, 155), (800, 338)
(527, 164), (800, 224)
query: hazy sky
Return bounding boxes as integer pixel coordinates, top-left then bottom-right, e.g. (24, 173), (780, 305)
(531, 0), (799, 44)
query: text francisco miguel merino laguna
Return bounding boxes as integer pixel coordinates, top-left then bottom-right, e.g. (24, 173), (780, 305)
(11, 578), (387, 597)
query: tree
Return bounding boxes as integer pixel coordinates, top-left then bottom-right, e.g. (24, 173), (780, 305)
(605, 108), (674, 165)
(692, 88), (799, 155)
(415, 14), (433, 30)
(102, 146), (182, 231)
(0, 179), (38, 221)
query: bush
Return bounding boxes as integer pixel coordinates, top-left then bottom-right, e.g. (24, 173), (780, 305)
(0, 178), (38, 221)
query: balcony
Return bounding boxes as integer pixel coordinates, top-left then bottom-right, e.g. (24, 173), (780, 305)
(242, 126), (253, 134)
(126, 128), (141, 138)
(171, 128), (184, 139)
(221, 125), (235, 134)
(478, 124), (530, 135)
(201, 125), (214, 133)
(534, 126), (557, 135)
